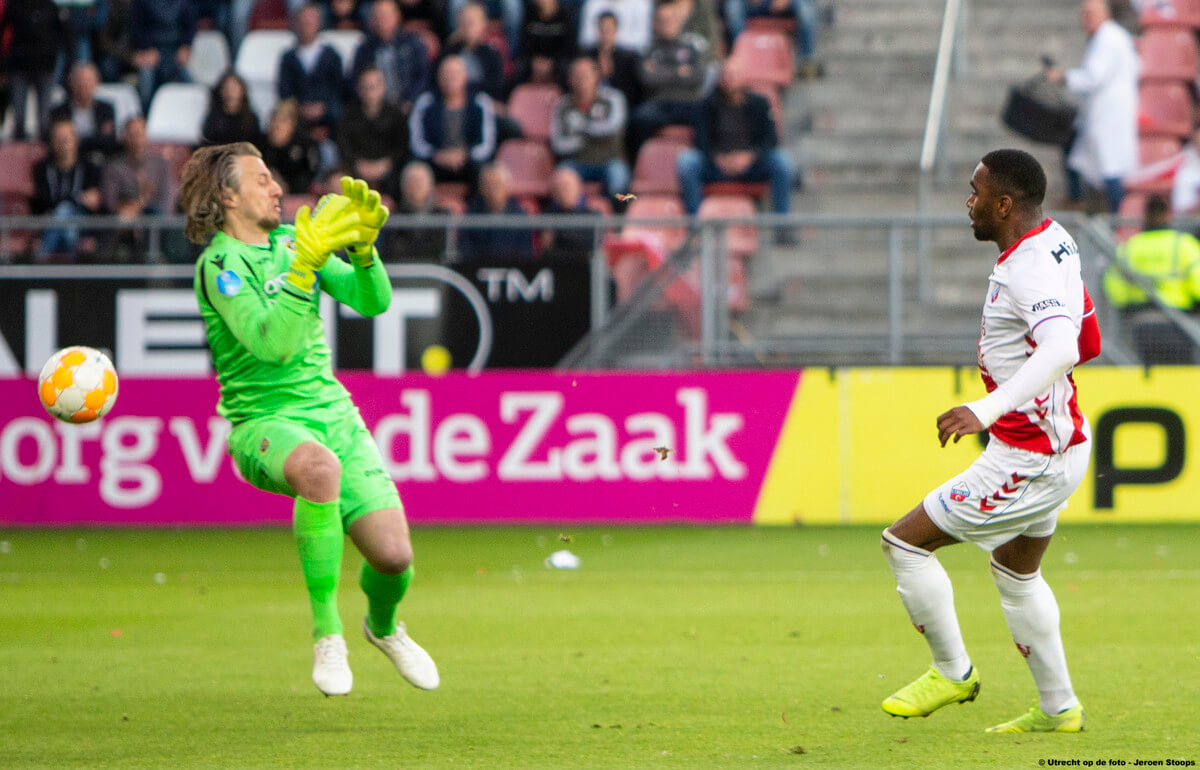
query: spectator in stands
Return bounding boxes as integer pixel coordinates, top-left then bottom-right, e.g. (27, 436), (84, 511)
(397, 0), (447, 38)
(101, 116), (173, 260)
(338, 66), (410, 188)
(202, 73), (263, 146)
(260, 99), (321, 194)
(279, 3), (347, 131)
(1103, 194), (1200, 363)
(390, 160), (452, 261)
(32, 119), (104, 262)
(325, 0), (365, 30)
(443, 2), (505, 102)
(578, 0), (653, 54)
(445, 0), (520, 66)
(676, 58), (796, 241)
(583, 11), (642, 110)
(1047, 0), (1138, 213)
(128, 0), (197, 112)
(550, 56), (630, 196)
(629, 1), (711, 156)
(676, 0), (720, 54)
(724, 0), (822, 77)
(458, 162), (535, 262)
(0, 0), (65, 141)
(512, 0), (578, 90)
(97, 0), (135, 83)
(409, 55), (499, 187)
(541, 165), (595, 260)
(351, 0), (430, 114)
(50, 62), (120, 163)
(59, 0), (108, 70)
(1172, 126), (1200, 217)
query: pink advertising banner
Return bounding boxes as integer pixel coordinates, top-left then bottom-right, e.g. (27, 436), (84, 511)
(0, 372), (802, 527)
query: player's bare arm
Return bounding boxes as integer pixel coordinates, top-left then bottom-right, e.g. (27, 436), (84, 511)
(936, 406), (985, 447)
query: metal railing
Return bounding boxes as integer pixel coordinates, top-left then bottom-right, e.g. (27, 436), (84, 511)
(0, 210), (1174, 369)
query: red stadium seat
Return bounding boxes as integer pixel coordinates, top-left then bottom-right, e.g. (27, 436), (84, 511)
(249, 0), (289, 30)
(702, 180), (769, 199)
(698, 194), (759, 257)
(0, 141), (48, 200)
(631, 139), (687, 196)
(495, 139), (555, 198)
(584, 193), (613, 216)
(1138, 81), (1195, 138)
(622, 193), (687, 252)
(1139, 28), (1200, 81)
(1140, 134), (1184, 164)
(745, 16), (797, 34)
(655, 124), (695, 145)
(484, 21), (514, 79)
(507, 83), (561, 142)
(1125, 134), (1182, 194)
(1114, 190), (1150, 243)
(731, 28), (794, 88)
(1140, 0), (1200, 29)
(0, 197), (35, 260)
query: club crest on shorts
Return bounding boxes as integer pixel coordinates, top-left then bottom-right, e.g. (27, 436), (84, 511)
(950, 483), (970, 502)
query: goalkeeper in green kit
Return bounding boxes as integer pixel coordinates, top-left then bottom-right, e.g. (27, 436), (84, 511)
(181, 142), (438, 696)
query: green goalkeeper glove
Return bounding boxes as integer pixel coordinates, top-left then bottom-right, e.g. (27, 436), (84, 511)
(340, 176), (389, 267)
(286, 194), (362, 294)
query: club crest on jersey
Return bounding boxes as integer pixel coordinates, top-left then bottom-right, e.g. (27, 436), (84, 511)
(216, 269), (242, 296)
(950, 484), (970, 502)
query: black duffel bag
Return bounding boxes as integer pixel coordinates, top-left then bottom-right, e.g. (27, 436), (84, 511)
(1001, 72), (1077, 146)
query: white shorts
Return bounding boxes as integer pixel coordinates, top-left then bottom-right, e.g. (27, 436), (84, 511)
(923, 433), (1091, 552)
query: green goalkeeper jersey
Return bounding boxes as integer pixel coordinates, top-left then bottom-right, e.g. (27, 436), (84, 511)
(194, 226), (391, 424)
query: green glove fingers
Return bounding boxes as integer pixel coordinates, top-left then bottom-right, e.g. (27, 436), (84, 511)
(286, 194), (363, 294)
(340, 176), (390, 266)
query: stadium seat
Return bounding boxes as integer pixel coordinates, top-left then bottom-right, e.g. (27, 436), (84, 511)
(1138, 81), (1195, 138)
(235, 30), (297, 87)
(0, 141), (48, 199)
(1138, 28), (1199, 81)
(745, 16), (797, 34)
(731, 28), (794, 88)
(281, 194), (319, 221)
(631, 139), (687, 196)
(622, 193), (687, 253)
(585, 193), (613, 216)
(702, 180), (769, 199)
(1114, 190), (1149, 243)
(94, 82), (143, 137)
(188, 29), (231, 88)
(484, 21), (515, 79)
(146, 83), (211, 145)
(435, 182), (470, 213)
(698, 194), (758, 257)
(655, 124), (695, 145)
(0, 197), (35, 260)
(249, 0), (290, 30)
(496, 139), (555, 198)
(1139, 0), (1200, 29)
(507, 83), (561, 142)
(404, 21), (440, 63)
(318, 29), (365, 76)
(1124, 135), (1182, 195)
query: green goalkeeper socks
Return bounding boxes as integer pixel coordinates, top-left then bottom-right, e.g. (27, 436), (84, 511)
(360, 562), (413, 638)
(293, 497), (344, 640)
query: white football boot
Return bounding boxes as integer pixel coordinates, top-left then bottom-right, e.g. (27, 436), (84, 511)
(362, 618), (440, 690)
(312, 634), (353, 696)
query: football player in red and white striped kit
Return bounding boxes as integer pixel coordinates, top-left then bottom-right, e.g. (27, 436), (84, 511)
(879, 149), (1101, 733)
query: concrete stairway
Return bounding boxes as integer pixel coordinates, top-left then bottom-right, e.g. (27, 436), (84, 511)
(739, 0), (1087, 365)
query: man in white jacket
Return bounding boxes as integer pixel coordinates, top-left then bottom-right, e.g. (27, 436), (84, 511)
(1049, 0), (1139, 212)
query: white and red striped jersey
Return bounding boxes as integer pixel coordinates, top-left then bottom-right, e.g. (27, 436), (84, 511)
(977, 218), (1093, 455)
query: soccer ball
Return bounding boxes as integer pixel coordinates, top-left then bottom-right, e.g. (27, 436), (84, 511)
(37, 346), (119, 423)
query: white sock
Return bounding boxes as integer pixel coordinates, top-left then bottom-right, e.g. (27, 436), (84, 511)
(990, 558), (1079, 715)
(882, 531), (972, 681)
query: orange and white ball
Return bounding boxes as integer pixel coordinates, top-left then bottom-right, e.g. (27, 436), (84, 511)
(37, 346), (119, 424)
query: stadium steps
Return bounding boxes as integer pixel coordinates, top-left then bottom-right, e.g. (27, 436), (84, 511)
(732, 0), (1087, 366)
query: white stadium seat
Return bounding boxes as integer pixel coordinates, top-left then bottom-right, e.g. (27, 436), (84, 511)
(234, 30), (296, 88)
(145, 83), (211, 145)
(317, 29), (364, 76)
(189, 29), (232, 88)
(94, 82), (143, 137)
(246, 81), (279, 131)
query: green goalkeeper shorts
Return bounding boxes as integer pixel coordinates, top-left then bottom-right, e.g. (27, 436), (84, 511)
(227, 399), (402, 530)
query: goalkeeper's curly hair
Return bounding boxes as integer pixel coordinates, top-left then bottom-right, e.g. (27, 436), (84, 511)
(180, 142), (263, 244)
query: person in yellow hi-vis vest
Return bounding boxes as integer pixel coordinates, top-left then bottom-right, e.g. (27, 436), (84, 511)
(1104, 194), (1200, 363)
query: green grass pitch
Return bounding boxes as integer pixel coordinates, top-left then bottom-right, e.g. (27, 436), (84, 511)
(1, 524), (1198, 769)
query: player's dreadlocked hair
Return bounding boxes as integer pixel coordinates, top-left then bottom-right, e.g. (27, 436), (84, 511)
(180, 142), (263, 244)
(980, 149), (1047, 207)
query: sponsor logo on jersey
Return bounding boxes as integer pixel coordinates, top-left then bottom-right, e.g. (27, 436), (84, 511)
(1031, 298), (1063, 312)
(216, 270), (242, 297)
(950, 483), (970, 502)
